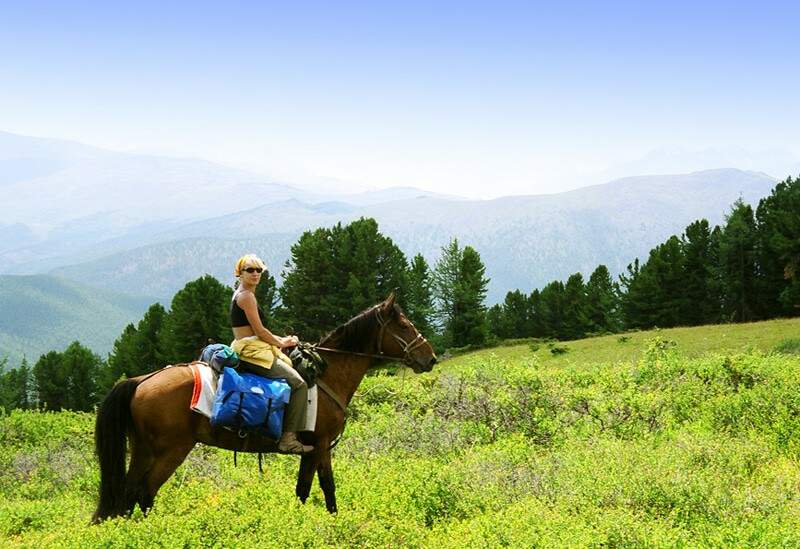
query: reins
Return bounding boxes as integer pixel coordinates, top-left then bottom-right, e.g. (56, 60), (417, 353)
(312, 307), (429, 366)
(310, 306), (430, 450)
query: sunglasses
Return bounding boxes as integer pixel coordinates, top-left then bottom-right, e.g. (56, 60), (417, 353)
(243, 267), (263, 274)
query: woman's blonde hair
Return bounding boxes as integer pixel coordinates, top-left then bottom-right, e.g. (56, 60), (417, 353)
(234, 254), (267, 277)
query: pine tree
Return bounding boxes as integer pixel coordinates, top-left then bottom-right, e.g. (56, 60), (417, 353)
(449, 246), (489, 347)
(755, 175), (800, 316)
(254, 270), (280, 326)
(528, 289), (546, 338)
(280, 218), (409, 340)
(681, 219), (720, 325)
(102, 323), (138, 394)
(619, 236), (686, 329)
(718, 199), (759, 322)
(562, 273), (589, 339)
(539, 280), (566, 339)
(406, 254), (434, 336)
(0, 358), (32, 410)
(431, 238), (463, 341)
(33, 351), (67, 410)
(649, 236), (687, 327)
(432, 240), (490, 347)
(503, 289), (532, 339)
(135, 303), (168, 372)
(619, 256), (658, 329)
(61, 341), (102, 412)
(486, 303), (508, 339)
(585, 265), (619, 333)
(159, 275), (233, 363)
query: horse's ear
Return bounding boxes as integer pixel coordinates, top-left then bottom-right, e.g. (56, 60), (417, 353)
(382, 291), (396, 311)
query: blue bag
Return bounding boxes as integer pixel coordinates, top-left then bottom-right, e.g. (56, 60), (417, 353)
(210, 367), (291, 440)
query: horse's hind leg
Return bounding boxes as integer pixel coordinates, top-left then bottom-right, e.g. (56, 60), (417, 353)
(317, 448), (337, 514)
(125, 434), (154, 515)
(143, 442), (194, 514)
(296, 452), (320, 503)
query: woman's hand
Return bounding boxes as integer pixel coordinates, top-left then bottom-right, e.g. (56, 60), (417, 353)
(281, 335), (299, 348)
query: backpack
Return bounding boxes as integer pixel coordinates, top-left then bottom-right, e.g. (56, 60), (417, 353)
(210, 367), (291, 440)
(200, 343), (240, 374)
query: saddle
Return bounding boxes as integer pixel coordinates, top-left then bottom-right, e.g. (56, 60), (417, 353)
(199, 341), (327, 388)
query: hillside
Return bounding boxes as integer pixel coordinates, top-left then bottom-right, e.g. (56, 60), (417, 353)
(0, 275), (153, 368)
(34, 169), (781, 303)
(1, 319), (799, 546)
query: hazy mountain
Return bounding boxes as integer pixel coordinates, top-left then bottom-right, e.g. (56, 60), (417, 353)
(46, 169), (777, 305)
(0, 131), (453, 271)
(597, 146), (800, 183)
(0, 275), (153, 368)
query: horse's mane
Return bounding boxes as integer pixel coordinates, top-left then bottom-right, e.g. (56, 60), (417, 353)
(318, 303), (402, 353)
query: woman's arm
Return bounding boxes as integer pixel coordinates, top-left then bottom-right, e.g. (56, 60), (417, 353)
(237, 291), (297, 348)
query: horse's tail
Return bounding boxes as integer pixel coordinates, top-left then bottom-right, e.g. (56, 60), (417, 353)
(92, 378), (141, 524)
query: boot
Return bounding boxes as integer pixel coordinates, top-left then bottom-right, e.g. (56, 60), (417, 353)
(278, 431), (313, 454)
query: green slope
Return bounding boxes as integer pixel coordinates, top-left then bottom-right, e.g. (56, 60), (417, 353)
(2, 318), (800, 547)
(0, 275), (153, 367)
(463, 316), (800, 370)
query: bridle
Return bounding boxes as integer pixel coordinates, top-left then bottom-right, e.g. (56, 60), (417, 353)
(313, 306), (429, 366)
(311, 306), (432, 444)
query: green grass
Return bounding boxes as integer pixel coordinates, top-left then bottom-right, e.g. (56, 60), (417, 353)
(469, 317), (800, 370)
(2, 317), (800, 547)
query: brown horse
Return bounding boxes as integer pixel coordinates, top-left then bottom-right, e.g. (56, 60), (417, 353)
(92, 293), (436, 523)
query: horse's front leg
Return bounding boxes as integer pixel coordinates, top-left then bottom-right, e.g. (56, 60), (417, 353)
(317, 447), (337, 514)
(295, 452), (319, 504)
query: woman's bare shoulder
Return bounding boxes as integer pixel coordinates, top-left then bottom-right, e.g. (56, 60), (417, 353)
(234, 288), (256, 302)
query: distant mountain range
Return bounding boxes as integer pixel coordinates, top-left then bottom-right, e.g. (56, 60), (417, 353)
(0, 130), (785, 367)
(46, 169), (777, 303)
(0, 275), (152, 368)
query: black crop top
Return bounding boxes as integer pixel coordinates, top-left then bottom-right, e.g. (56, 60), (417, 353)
(230, 293), (267, 327)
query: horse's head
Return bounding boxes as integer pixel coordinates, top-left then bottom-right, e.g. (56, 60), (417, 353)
(375, 292), (437, 373)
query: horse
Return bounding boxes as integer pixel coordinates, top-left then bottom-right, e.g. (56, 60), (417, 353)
(92, 292), (437, 523)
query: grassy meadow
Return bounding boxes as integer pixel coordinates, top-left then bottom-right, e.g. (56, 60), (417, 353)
(1, 318), (800, 548)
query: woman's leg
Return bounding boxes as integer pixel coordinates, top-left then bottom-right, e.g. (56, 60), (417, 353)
(264, 357), (309, 433)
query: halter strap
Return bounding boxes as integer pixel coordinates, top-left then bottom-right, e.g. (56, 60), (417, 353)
(311, 306), (430, 411)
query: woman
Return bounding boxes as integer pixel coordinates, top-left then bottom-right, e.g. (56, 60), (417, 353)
(230, 254), (313, 454)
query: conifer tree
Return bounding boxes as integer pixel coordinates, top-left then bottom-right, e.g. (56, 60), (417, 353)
(449, 246), (489, 347)
(618, 258), (646, 328)
(431, 238), (462, 339)
(539, 280), (566, 338)
(680, 219), (720, 325)
(432, 240), (490, 347)
(502, 289), (532, 339)
(585, 265), (619, 333)
(33, 351), (67, 410)
(0, 357), (32, 410)
(158, 275), (233, 363)
(102, 323), (139, 394)
(528, 289), (546, 338)
(486, 303), (508, 339)
(254, 269), (280, 326)
(406, 254), (434, 336)
(280, 218), (409, 340)
(755, 175), (800, 316)
(718, 199), (759, 322)
(136, 303), (168, 371)
(61, 341), (102, 412)
(562, 273), (589, 339)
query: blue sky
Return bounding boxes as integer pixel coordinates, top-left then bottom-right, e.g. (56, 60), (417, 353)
(2, 1), (798, 197)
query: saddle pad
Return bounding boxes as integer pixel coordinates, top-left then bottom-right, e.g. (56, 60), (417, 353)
(189, 362), (218, 418)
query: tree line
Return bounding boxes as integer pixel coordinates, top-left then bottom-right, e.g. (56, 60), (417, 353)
(0, 218), (489, 411)
(486, 175), (799, 340)
(1, 175), (797, 412)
